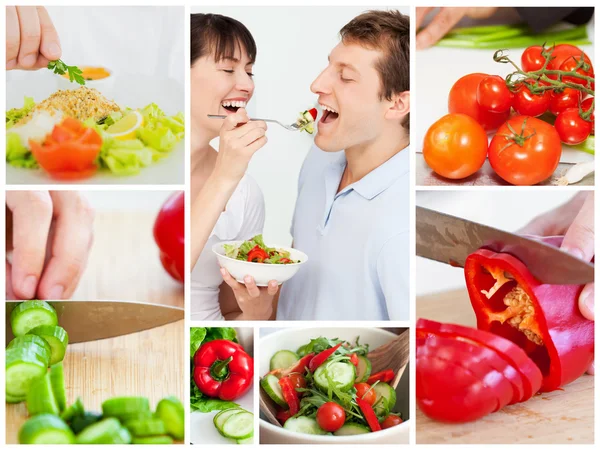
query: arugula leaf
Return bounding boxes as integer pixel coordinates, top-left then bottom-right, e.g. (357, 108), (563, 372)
(48, 60), (85, 85)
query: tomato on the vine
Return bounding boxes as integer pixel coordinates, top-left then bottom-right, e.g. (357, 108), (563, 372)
(582, 97), (595, 135)
(521, 45), (546, 72)
(559, 54), (595, 89)
(549, 88), (582, 116)
(476, 75), (513, 113)
(316, 402), (345, 432)
(423, 113), (488, 180)
(448, 73), (510, 131)
(555, 108), (593, 145)
(512, 80), (551, 117)
(488, 116), (561, 186)
(354, 383), (377, 406)
(547, 44), (590, 71)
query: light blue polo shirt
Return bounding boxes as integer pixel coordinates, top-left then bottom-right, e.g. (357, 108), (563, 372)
(277, 144), (410, 321)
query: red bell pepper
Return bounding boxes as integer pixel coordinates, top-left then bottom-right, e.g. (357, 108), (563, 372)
(276, 408), (294, 425)
(278, 376), (300, 415)
(247, 245), (269, 263)
(356, 398), (381, 432)
(349, 353), (359, 366)
(465, 235), (593, 392)
(367, 369), (395, 385)
(154, 192), (185, 282)
(308, 344), (342, 372)
(193, 339), (253, 401)
(269, 353), (314, 378)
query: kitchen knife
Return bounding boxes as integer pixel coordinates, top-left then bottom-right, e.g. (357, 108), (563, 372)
(416, 206), (594, 285)
(6, 300), (184, 344)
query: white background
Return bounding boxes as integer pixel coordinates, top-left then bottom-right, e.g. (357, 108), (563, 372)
(81, 190), (173, 211)
(192, 5), (410, 246)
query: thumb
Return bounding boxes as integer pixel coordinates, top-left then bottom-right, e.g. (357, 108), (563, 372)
(220, 108), (249, 132)
(561, 192), (594, 262)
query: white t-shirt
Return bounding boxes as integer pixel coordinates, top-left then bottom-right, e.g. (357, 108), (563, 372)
(191, 175), (265, 321)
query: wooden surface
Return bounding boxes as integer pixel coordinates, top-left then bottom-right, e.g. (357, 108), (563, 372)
(416, 288), (594, 444)
(416, 154), (595, 186)
(6, 210), (185, 444)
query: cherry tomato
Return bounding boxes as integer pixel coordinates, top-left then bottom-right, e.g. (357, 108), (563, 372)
(423, 113), (488, 179)
(354, 383), (377, 406)
(512, 80), (551, 117)
(476, 75), (513, 113)
(286, 373), (307, 391)
(316, 402), (346, 432)
(547, 44), (590, 71)
(559, 54), (594, 89)
(554, 108), (593, 145)
(154, 192), (185, 282)
(381, 414), (403, 429)
(521, 45), (546, 72)
(582, 97), (595, 135)
(549, 88), (582, 116)
(488, 116), (561, 185)
(448, 73), (510, 131)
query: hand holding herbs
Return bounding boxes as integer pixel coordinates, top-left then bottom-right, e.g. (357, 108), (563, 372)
(48, 60), (85, 85)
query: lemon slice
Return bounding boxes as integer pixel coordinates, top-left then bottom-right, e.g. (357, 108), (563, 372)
(106, 110), (143, 140)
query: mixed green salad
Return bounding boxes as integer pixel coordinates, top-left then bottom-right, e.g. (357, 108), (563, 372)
(260, 336), (403, 436)
(224, 235), (299, 264)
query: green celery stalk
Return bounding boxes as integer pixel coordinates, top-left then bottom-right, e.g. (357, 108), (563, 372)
(569, 135), (595, 155)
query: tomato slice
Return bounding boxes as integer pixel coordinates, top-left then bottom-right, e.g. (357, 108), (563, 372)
(47, 166), (99, 180)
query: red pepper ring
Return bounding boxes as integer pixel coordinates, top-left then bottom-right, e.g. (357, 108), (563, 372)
(465, 235), (593, 392)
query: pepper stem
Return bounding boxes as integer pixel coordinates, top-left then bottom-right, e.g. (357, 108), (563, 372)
(210, 356), (233, 381)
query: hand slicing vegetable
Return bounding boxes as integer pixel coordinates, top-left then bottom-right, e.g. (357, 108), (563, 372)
(296, 108), (318, 134)
(260, 336), (403, 435)
(224, 234), (299, 264)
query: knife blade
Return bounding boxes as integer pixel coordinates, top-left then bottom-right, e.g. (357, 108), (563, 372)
(6, 300), (184, 344)
(416, 206), (594, 285)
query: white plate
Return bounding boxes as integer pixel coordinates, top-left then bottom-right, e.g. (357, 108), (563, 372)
(6, 72), (184, 185)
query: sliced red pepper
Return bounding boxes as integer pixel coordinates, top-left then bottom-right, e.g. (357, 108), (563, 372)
(276, 408), (294, 425)
(367, 369), (395, 385)
(349, 353), (359, 366)
(356, 398), (382, 432)
(278, 376), (300, 415)
(247, 245), (269, 263)
(308, 343), (343, 372)
(465, 235), (593, 392)
(279, 258), (292, 264)
(269, 353), (314, 378)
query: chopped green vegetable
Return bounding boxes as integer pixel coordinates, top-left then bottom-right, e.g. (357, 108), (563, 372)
(48, 60), (85, 85)
(6, 96), (35, 128)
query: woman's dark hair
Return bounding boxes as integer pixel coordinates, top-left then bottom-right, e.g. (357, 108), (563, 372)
(191, 13), (257, 66)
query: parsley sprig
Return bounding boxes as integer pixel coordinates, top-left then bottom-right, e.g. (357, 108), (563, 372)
(47, 60), (85, 85)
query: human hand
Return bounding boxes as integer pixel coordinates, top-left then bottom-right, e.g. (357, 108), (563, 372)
(220, 268), (278, 320)
(6, 6), (61, 70)
(416, 7), (499, 50)
(6, 191), (95, 300)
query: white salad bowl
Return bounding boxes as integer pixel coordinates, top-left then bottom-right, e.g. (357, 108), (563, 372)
(259, 327), (410, 445)
(212, 241), (307, 286)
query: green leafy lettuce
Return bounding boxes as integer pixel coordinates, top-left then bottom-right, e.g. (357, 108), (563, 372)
(6, 132), (38, 168)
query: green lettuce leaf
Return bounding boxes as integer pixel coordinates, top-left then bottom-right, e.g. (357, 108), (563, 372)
(6, 132), (37, 168)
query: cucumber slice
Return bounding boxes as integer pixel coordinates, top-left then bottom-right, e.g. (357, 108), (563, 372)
(314, 361), (356, 392)
(10, 301), (58, 337)
(26, 372), (59, 416)
(221, 411), (254, 440)
(7, 334), (52, 364)
(61, 397), (85, 422)
(355, 356), (372, 383)
(237, 436), (254, 444)
(27, 325), (69, 365)
(118, 410), (154, 423)
(102, 396), (150, 421)
(155, 396), (184, 440)
(6, 393), (26, 403)
(75, 417), (122, 444)
(70, 412), (102, 434)
(283, 416), (328, 435)
(333, 423), (371, 435)
(214, 408), (243, 435)
(269, 350), (299, 371)
(125, 418), (167, 437)
(131, 435), (174, 444)
(18, 414), (75, 444)
(50, 362), (67, 412)
(5, 347), (48, 397)
(373, 382), (397, 416)
(115, 426), (133, 444)
(260, 374), (287, 407)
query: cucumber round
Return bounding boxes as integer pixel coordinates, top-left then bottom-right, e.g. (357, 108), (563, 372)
(132, 435), (174, 444)
(5, 347), (48, 397)
(373, 382), (396, 417)
(314, 361), (356, 392)
(70, 412), (102, 434)
(75, 417), (122, 444)
(27, 325), (69, 365)
(155, 396), (184, 440)
(125, 418), (166, 437)
(269, 350), (299, 371)
(260, 374), (287, 407)
(333, 423), (371, 435)
(18, 414), (75, 444)
(7, 335), (52, 364)
(118, 410), (154, 423)
(50, 362), (67, 412)
(10, 301), (58, 337)
(26, 372), (59, 416)
(214, 408), (243, 435)
(283, 416), (328, 435)
(61, 397), (84, 422)
(221, 411), (254, 440)
(102, 396), (150, 421)
(237, 436), (254, 444)
(355, 356), (372, 383)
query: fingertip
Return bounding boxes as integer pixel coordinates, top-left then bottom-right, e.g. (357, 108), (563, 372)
(244, 275), (254, 285)
(578, 283), (594, 321)
(14, 275), (38, 300)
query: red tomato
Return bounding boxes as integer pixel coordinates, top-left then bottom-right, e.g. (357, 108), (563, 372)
(582, 97), (595, 135)
(316, 402), (346, 432)
(153, 192), (185, 282)
(488, 116), (561, 185)
(423, 113), (488, 179)
(549, 88), (582, 116)
(554, 108), (593, 145)
(381, 414), (403, 429)
(547, 44), (591, 71)
(476, 75), (513, 113)
(354, 383), (376, 406)
(287, 373), (307, 391)
(512, 80), (551, 117)
(448, 73), (510, 131)
(559, 54), (594, 89)
(521, 45), (546, 72)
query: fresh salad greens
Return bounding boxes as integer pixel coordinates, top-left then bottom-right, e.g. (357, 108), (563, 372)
(224, 234), (299, 264)
(48, 60), (85, 85)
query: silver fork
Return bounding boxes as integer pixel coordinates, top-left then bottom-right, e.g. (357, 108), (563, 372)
(207, 114), (301, 131)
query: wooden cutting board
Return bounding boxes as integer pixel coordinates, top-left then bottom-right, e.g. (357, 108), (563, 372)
(6, 210), (184, 444)
(417, 288), (594, 444)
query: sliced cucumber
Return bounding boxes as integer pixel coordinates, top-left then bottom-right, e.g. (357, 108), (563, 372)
(102, 396), (150, 421)
(27, 325), (69, 365)
(61, 397), (84, 422)
(115, 426), (133, 444)
(125, 418), (167, 437)
(118, 410), (154, 423)
(155, 396), (184, 440)
(131, 435), (174, 444)
(260, 374), (287, 407)
(10, 300), (58, 337)
(75, 417), (122, 444)
(333, 423), (371, 435)
(270, 350), (299, 371)
(18, 414), (75, 444)
(373, 382), (397, 416)
(5, 347), (48, 397)
(7, 334), (52, 364)
(303, 111), (315, 123)
(214, 408), (243, 436)
(221, 411), (254, 440)
(283, 416), (328, 435)
(237, 436), (254, 444)
(355, 356), (372, 383)
(314, 361), (356, 392)
(50, 362), (67, 412)
(7, 393), (26, 403)
(26, 372), (59, 416)
(70, 412), (102, 434)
